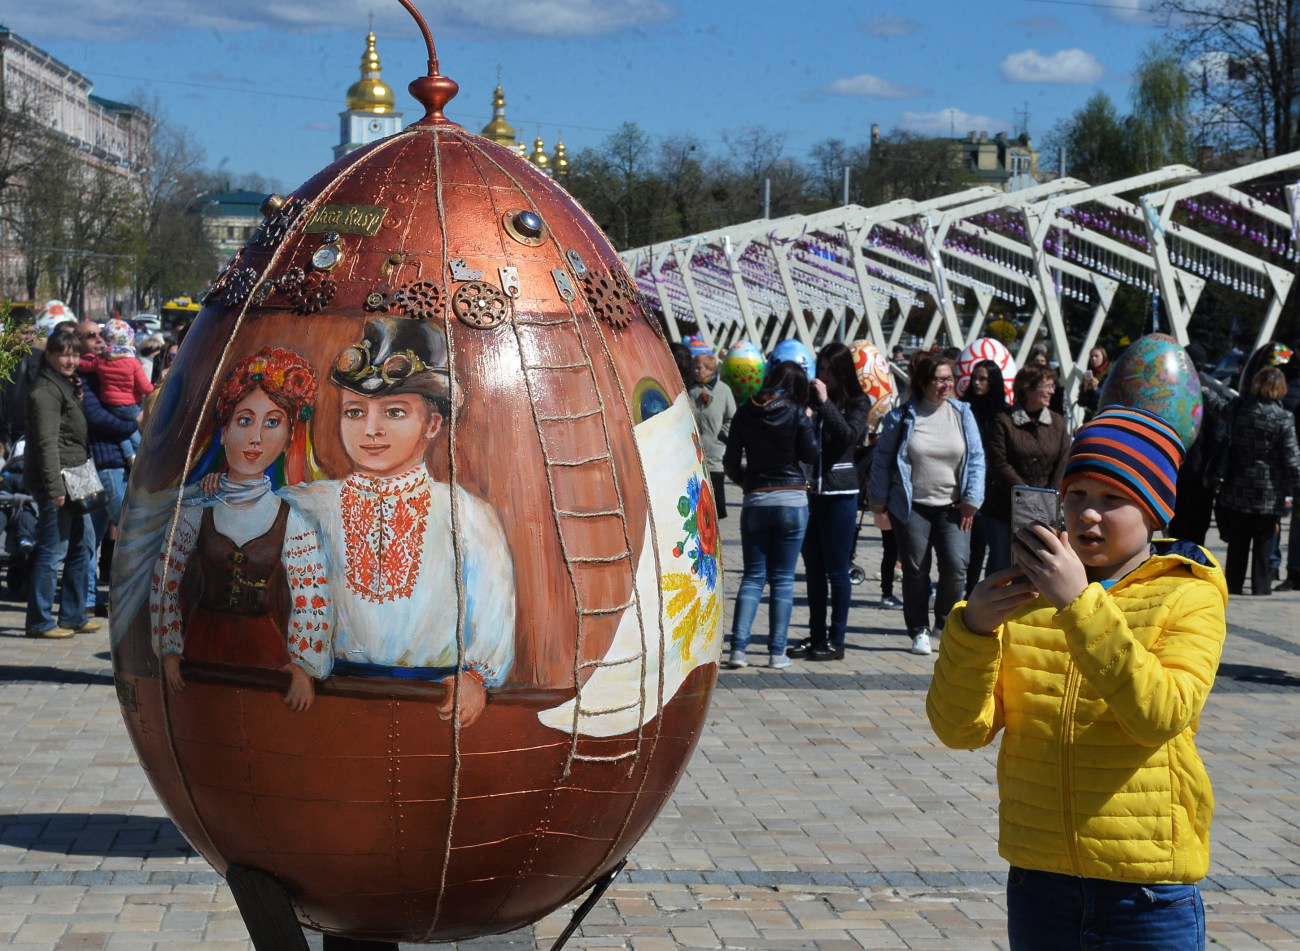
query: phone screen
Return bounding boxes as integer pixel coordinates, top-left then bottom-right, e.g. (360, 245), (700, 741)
(1011, 486), (1061, 535)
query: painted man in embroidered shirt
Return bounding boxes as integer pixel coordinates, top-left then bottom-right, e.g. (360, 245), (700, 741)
(285, 317), (514, 725)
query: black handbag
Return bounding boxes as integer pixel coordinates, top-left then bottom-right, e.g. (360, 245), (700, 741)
(60, 458), (109, 514)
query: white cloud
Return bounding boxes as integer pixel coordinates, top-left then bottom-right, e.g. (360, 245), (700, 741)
(897, 108), (1010, 137)
(820, 73), (928, 100)
(862, 15), (920, 38)
(7, 0), (677, 42)
(1000, 48), (1104, 84)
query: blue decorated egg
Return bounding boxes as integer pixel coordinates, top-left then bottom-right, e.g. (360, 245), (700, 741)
(684, 333), (714, 357)
(1097, 333), (1202, 447)
(769, 338), (814, 378)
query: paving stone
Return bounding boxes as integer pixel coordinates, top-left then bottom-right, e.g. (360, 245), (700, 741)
(3, 503), (1300, 948)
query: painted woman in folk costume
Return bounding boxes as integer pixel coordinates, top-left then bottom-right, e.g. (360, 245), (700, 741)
(149, 347), (330, 711)
(282, 317), (515, 726)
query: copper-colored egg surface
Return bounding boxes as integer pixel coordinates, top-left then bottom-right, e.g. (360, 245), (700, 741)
(111, 71), (723, 943)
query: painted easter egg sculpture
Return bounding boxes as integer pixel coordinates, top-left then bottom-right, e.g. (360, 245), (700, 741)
(770, 338), (814, 378)
(955, 337), (1015, 402)
(1098, 333), (1202, 447)
(1238, 340), (1293, 393)
(848, 340), (896, 430)
(720, 340), (765, 402)
(109, 9), (721, 945)
(684, 333), (714, 357)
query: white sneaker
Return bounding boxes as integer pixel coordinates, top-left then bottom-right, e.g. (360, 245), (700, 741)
(909, 630), (932, 655)
(726, 650), (748, 669)
(768, 653), (793, 669)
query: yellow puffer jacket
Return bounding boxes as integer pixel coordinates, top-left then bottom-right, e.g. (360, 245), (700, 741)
(927, 540), (1228, 884)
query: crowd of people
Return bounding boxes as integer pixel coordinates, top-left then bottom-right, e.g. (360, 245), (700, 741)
(0, 305), (190, 636)
(676, 336), (1300, 670)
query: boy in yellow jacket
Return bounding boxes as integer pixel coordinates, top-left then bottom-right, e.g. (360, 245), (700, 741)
(928, 406), (1227, 951)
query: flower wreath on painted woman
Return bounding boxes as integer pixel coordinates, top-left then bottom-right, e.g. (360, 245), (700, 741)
(187, 347), (321, 488)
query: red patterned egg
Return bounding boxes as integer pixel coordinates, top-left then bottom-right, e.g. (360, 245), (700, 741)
(955, 337), (1016, 402)
(110, 44), (721, 945)
(849, 340), (897, 430)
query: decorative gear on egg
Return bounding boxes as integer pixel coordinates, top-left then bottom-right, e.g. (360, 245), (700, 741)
(451, 279), (510, 328)
(393, 279), (444, 320)
(109, 3), (721, 948)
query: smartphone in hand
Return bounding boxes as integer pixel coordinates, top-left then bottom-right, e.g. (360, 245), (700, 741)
(1011, 486), (1061, 564)
(1012, 486), (1061, 533)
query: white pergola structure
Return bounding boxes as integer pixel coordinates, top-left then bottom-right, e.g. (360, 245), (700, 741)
(622, 151), (1300, 417)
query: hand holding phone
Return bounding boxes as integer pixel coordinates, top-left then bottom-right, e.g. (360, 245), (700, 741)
(1011, 486), (1061, 536)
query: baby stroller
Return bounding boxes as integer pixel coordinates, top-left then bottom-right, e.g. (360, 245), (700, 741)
(1, 453), (38, 599)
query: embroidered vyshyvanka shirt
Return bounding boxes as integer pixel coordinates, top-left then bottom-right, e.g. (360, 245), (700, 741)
(149, 480), (331, 669)
(283, 464), (515, 686)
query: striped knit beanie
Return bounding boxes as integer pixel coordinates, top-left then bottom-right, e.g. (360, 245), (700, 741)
(1061, 406), (1184, 528)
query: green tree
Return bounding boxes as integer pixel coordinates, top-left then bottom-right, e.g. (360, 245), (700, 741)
(1046, 49), (1195, 182)
(1158, 0), (1300, 155)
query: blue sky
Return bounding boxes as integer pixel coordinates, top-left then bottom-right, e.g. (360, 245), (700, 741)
(7, 0), (1171, 193)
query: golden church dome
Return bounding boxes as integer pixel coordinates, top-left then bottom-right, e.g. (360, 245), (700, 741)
(480, 85), (517, 146)
(346, 32), (395, 113)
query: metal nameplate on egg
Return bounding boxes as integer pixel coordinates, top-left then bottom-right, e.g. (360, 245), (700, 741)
(551, 268), (576, 301)
(449, 258), (482, 281)
(303, 204), (388, 236)
(499, 266), (521, 298)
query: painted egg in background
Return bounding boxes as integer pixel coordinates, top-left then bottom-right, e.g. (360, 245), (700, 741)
(1098, 333), (1203, 447)
(684, 333), (714, 357)
(109, 50), (722, 945)
(720, 340), (765, 403)
(769, 338), (814, 378)
(1238, 340), (1293, 393)
(848, 340), (896, 430)
(954, 337), (1015, 402)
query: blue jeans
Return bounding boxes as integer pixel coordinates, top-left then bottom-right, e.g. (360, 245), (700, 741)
(26, 493), (94, 633)
(87, 466), (127, 608)
(801, 494), (858, 648)
(1007, 867), (1204, 951)
(730, 502), (809, 656)
(1289, 509), (1300, 576)
(894, 502), (970, 635)
(984, 516), (1013, 576)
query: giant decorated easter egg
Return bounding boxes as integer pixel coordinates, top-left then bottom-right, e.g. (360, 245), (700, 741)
(955, 337), (1015, 402)
(849, 340), (896, 430)
(684, 333), (714, 357)
(110, 25), (721, 946)
(1238, 340), (1293, 393)
(720, 339), (765, 403)
(1097, 333), (1202, 447)
(770, 338), (814, 378)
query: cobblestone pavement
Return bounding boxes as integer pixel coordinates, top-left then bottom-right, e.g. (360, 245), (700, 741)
(1, 486), (1298, 949)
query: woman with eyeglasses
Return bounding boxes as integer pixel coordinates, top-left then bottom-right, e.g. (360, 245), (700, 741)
(868, 354), (985, 656)
(983, 364), (1071, 575)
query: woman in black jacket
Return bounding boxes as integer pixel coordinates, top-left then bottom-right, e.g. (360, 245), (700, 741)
(788, 343), (871, 661)
(1214, 366), (1300, 595)
(722, 360), (818, 669)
